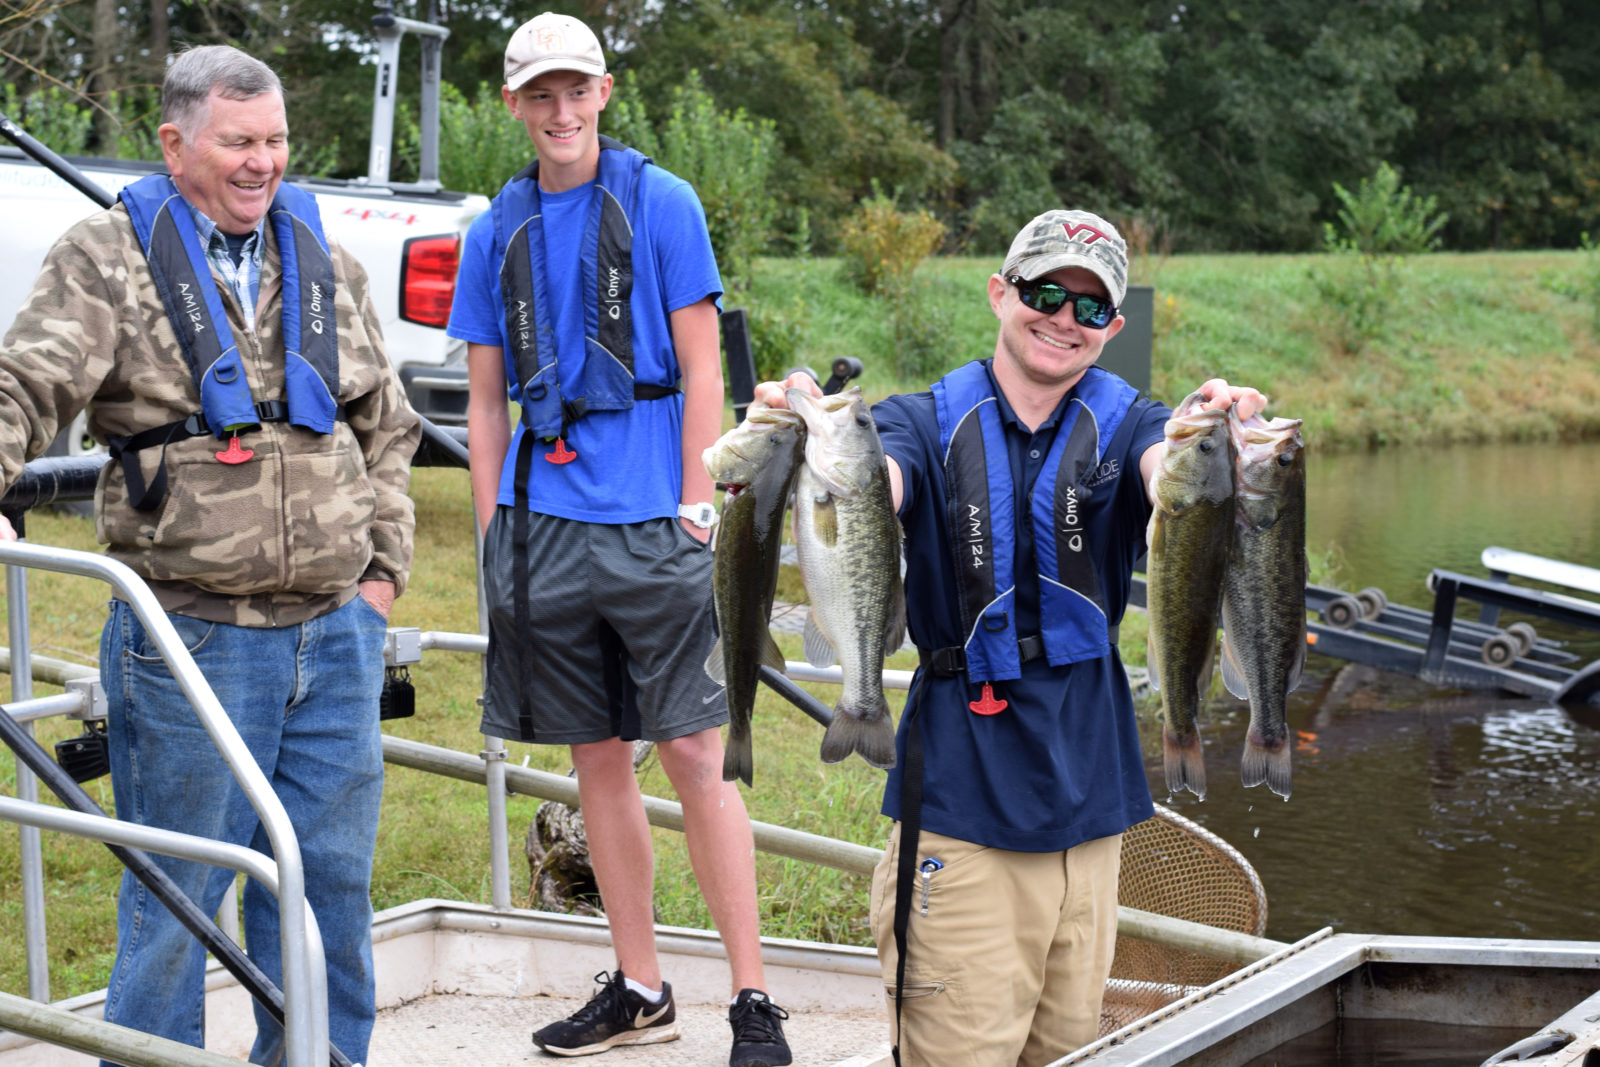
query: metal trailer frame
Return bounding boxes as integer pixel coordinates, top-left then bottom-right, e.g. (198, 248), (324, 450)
(1129, 563), (1600, 703)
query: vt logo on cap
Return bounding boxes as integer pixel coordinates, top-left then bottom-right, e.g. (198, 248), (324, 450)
(1062, 221), (1112, 245)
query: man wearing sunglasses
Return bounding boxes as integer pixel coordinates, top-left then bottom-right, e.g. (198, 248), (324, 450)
(757, 208), (1262, 1065)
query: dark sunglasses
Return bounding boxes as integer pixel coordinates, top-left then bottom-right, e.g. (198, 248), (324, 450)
(1006, 274), (1118, 329)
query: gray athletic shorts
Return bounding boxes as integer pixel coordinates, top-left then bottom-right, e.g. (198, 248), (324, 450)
(480, 507), (727, 744)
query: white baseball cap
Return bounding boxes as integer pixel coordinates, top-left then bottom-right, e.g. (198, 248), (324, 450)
(504, 12), (606, 92)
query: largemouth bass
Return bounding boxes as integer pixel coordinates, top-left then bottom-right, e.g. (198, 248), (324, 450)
(1219, 408), (1306, 799)
(702, 407), (808, 786)
(1146, 391), (1235, 799)
(787, 387), (906, 770)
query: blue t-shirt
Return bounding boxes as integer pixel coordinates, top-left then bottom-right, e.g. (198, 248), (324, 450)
(448, 163), (723, 522)
(875, 364), (1170, 852)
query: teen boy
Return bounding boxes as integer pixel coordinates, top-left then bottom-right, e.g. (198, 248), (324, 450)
(447, 12), (792, 1066)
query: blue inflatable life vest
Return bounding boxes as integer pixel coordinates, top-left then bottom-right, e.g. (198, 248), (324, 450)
(930, 360), (1138, 683)
(118, 173), (340, 437)
(493, 135), (673, 442)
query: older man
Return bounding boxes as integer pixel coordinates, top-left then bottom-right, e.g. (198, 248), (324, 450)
(0, 46), (418, 1064)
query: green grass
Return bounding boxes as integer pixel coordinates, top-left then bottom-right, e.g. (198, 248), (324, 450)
(4, 247), (1599, 1000)
(742, 249), (1600, 450)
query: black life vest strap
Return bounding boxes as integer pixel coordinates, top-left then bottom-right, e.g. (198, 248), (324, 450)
(891, 665), (933, 1067)
(511, 430), (538, 741)
(105, 400), (345, 513)
(547, 382), (678, 441)
(920, 633), (1046, 678)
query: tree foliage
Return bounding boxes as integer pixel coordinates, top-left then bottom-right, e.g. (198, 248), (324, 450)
(1324, 163), (1448, 257)
(5, 0), (1600, 255)
(608, 70), (780, 290)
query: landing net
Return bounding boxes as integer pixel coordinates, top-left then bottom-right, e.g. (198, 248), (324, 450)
(1102, 803), (1269, 1034)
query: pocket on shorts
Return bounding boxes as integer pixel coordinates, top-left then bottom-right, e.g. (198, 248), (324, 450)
(667, 515), (711, 554)
(882, 980), (946, 1000)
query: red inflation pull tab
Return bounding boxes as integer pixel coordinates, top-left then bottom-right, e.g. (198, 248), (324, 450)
(215, 435), (254, 465)
(544, 438), (577, 465)
(968, 683), (1008, 716)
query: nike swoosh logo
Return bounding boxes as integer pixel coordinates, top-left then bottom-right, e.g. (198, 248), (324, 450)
(703, 691), (723, 705)
(634, 1001), (671, 1028)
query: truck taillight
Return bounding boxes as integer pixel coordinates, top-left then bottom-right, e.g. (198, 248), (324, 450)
(400, 234), (460, 328)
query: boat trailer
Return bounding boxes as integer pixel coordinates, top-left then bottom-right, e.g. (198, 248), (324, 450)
(1133, 547), (1600, 707)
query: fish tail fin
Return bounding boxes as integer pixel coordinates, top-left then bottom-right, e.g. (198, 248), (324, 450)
(1242, 731), (1292, 799)
(1163, 726), (1207, 800)
(819, 694), (896, 770)
(722, 718), (753, 787)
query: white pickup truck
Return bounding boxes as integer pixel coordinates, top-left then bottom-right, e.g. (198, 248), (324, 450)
(0, 7), (489, 461)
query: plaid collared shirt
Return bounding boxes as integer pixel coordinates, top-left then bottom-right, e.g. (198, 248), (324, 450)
(190, 207), (265, 331)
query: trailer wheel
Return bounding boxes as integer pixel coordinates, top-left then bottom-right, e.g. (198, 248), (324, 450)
(1481, 633), (1519, 667)
(1322, 595), (1362, 630)
(1505, 621), (1537, 656)
(1355, 587), (1388, 620)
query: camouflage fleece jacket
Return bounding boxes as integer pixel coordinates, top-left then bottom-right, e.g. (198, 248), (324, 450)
(0, 202), (420, 627)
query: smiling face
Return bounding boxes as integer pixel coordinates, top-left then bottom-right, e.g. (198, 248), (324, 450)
(989, 264), (1125, 398)
(502, 69), (613, 192)
(158, 89), (288, 235)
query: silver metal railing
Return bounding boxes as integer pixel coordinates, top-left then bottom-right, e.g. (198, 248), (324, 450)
(373, 650), (1287, 966)
(0, 540), (329, 1067)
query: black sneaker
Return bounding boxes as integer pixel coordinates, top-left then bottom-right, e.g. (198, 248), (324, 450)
(728, 989), (792, 1067)
(532, 970), (679, 1057)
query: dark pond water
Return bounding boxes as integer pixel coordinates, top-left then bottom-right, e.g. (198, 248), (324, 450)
(1144, 441), (1600, 945)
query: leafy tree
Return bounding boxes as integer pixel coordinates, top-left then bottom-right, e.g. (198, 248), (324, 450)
(608, 71), (780, 289)
(948, 5), (1173, 253)
(1390, 0), (1600, 248)
(1149, 0), (1425, 250)
(1323, 162), (1447, 256)
(617, 0), (954, 250)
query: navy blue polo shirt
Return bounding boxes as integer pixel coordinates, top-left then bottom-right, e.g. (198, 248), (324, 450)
(874, 362), (1169, 853)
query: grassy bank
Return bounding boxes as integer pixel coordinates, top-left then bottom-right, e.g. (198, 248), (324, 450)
(746, 250), (1600, 449)
(3, 248), (1597, 1001)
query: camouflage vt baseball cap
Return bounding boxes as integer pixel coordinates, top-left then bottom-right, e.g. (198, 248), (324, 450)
(1002, 209), (1129, 308)
(504, 12), (606, 92)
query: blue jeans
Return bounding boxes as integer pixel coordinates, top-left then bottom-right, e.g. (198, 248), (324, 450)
(98, 595), (388, 1066)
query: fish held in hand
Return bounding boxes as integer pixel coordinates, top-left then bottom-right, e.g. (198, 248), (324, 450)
(1145, 390), (1235, 799)
(702, 408), (807, 786)
(787, 386), (906, 770)
(1219, 407), (1306, 799)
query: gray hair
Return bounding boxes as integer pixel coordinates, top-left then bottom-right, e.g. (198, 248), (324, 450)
(161, 45), (284, 140)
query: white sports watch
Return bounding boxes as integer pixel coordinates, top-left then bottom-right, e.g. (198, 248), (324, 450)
(678, 502), (719, 529)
